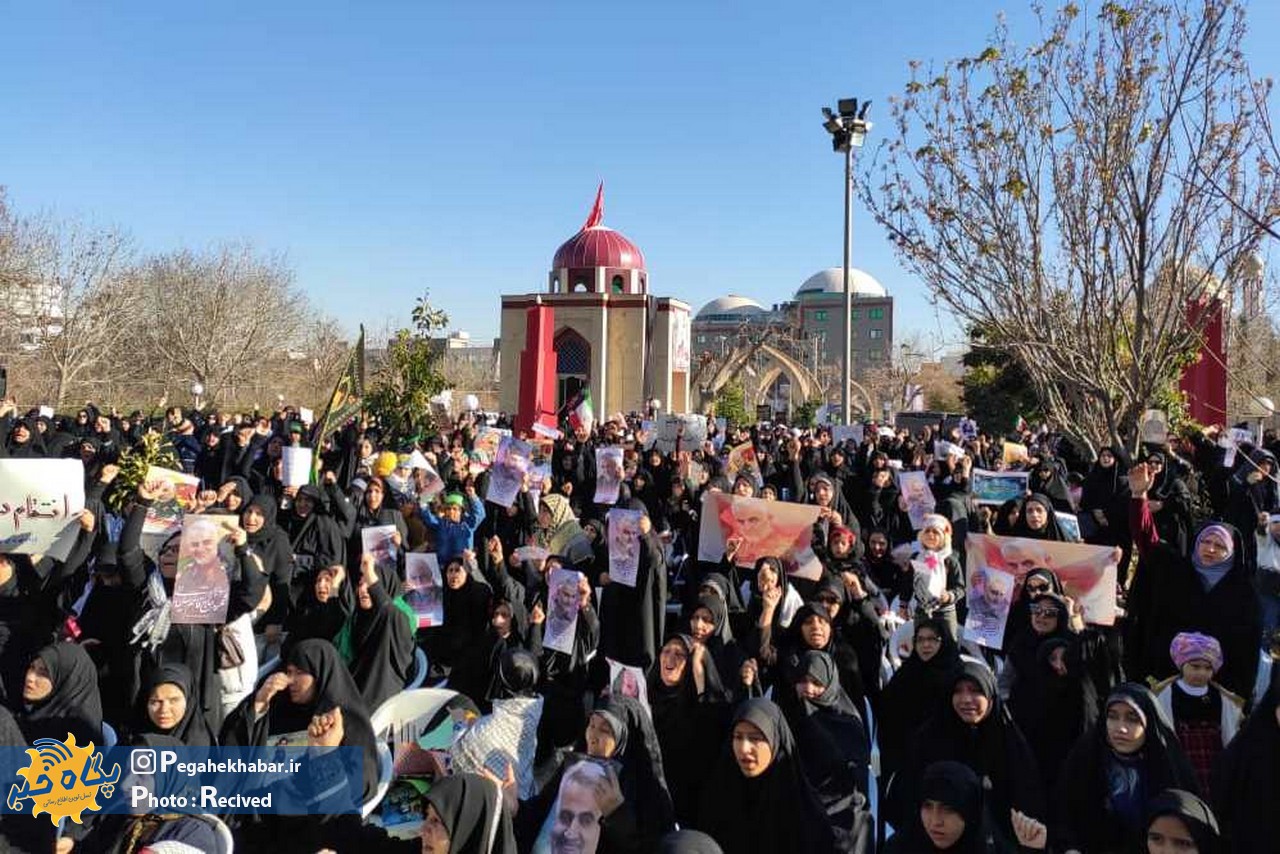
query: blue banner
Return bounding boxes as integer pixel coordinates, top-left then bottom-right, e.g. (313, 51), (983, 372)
(2, 740), (364, 824)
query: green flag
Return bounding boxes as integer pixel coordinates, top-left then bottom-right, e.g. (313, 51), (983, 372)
(310, 325), (366, 483)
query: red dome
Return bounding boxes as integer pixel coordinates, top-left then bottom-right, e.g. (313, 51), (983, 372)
(552, 226), (646, 271)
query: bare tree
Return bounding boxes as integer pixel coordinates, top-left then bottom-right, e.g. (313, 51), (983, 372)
(137, 244), (310, 404)
(0, 210), (139, 407)
(863, 0), (1277, 451)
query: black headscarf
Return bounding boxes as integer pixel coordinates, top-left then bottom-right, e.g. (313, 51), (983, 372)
(592, 695), (677, 849)
(1011, 493), (1065, 540)
(17, 643), (103, 744)
(221, 638), (378, 803)
(696, 697), (850, 853)
(138, 662), (217, 745)
(1056, 682), (1199, 852)
(886, 760), (989, 853)
(788, 650), (869, 833)
(423, 772), (518, 854)
(1210, 684), (1278, 852)
(345, 560), (415, 711)
(1007, 635), (1098, 791)
(879, 617), (960, 778)
(889, 659), (1046, 846)
(1145, 789), (1220, 854)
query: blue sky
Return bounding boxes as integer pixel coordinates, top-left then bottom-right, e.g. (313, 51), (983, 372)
(3, 1), (1278, 354)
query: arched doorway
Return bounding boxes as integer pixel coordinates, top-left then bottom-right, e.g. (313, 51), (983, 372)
(555, 329), (591, 409)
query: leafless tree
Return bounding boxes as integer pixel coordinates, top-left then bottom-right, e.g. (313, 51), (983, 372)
(136, 244), (310, 404)
(863, 0), (1277, 451)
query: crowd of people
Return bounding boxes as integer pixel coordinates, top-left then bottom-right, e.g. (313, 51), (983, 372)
(0, 395), (1278, 853)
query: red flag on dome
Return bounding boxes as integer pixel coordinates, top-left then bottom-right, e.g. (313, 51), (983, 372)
(582, 182), (604, 230)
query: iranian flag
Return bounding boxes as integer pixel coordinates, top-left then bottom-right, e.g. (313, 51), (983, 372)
(568, 390), (595, 433)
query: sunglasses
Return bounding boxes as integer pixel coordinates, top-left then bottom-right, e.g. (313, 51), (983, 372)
(1029, 605), (1060, 617)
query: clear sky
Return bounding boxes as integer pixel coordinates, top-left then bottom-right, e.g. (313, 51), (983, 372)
(3, 1), (1278, 355)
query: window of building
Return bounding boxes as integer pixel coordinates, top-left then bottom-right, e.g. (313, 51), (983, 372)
(869, 308), (884, 320)
(869, 328), (883, 339)
(552, 276), (560, 292)
(851, 309), (862, 320)
(572, 280), (589, 293)
(611, 275), (625, 294)
(697, 335), (706, 344)
(867, 349), (882, 361)
(814, 310), (828, 322)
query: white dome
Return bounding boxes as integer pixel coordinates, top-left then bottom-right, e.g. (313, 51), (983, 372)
(796, 268), (887, 298)
(696, 295), (768, 320)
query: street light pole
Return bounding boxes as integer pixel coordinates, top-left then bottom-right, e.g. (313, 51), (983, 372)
(842, 142), (853, 427)
(821, 98), (872, 426)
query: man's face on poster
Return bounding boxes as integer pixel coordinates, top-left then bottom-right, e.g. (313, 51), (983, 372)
(187, 525), (220, 566)
(732, 502), (772, 546)
(553, 580), (578, 621)
(1000, 542), (1050, 575)
(984, 573), (1010, 609)
(551, 780), (602, 854)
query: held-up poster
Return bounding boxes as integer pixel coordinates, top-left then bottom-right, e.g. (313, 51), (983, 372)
(361, 524), (399, 579)
(606, 508), (644, 587)
(653, 414), (707, 454)
(488, 436), (533, 509)
(281, 447), (312, 488)
(1140, 410), (1169, 445)
(965, 533), (1118, 631)
(606, 658), (651, 717)
(142, 466), (201, 535)
(543, 568), (583, 655)
(404, 553), (444, 628)
(0, 459), (85, 558)
(1002, 442), (1030, 466)
(470, 427), (510, 476)
(532, 757), (624, 854)
(594, 447), (624, 505)
(962, 564), (1016, 648)
(831, 424), (864, 447)
(971, 469), (1030, 506)
(697, 492), (823, 581)
(898, 470), (936, 530)
(726, 441), (762, 487)
(171, 514), (238, 625)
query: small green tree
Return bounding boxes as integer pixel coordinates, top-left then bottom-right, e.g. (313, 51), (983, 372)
(714, 380), (750, 428)
(364, 293), (450, 444)
(792, 398), (821, 428)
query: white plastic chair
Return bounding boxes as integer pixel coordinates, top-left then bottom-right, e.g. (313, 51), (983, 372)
(405, 647), (429, 690)
(369, 687), (462, 744)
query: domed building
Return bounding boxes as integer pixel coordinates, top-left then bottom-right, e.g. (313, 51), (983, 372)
(690, 267), (893, 374)
(498, 186), (692, 426)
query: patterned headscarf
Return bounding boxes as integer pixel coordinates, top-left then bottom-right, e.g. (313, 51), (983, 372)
(1170, 632), (1223, 672)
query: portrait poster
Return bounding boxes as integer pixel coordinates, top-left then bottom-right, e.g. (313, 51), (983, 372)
(1002, 442), (1030, 466)
(971, 469), (1030, 506)
(962, 564), (1015, 648)
(171, 514), (238, 625)
(964, 533), (1117, 628)
(281, 446), (312, 488)
(361, 524), (399, 578)
(488, 436), (533, 509)
(404, 553), (444, 628)
(142, 466), (201, 535)
(532, 757), (624, 854)
(605, 658), (650, 717)
(0, 459), (85, 558)
(606, 508), (644, 587)
(470, 427), (510, 475)
(1140, 410), (1168, 445)
(697, 492), (823, 581)
(543, 568), (582, 655)
(594, 447), (624, 505)
(726, 441), (762, 487)
(898, 470), (936, 530)
(1056, 512), (1083, 543)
